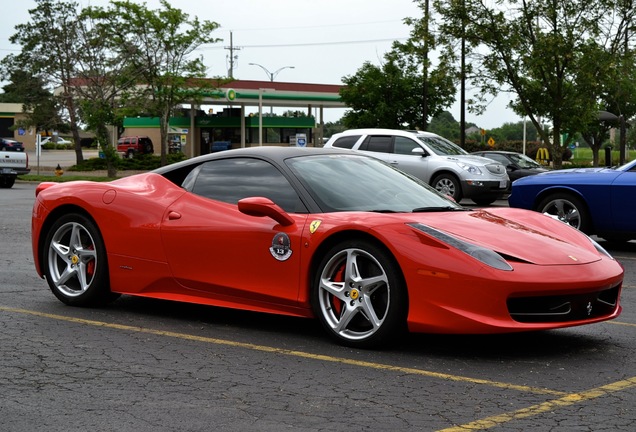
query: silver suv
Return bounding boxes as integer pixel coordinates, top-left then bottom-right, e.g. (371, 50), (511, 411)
(324, 128), (509, 205)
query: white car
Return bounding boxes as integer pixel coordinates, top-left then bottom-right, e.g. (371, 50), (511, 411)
(40, 137), (72, 146)
(324, 128), (509, 205)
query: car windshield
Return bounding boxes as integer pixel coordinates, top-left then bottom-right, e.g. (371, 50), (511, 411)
(509, 153), (542, 169)
(286, 154), (463, 213)
(415, 135), (468, 156)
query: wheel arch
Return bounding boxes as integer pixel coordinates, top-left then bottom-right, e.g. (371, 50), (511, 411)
(532, 186), (591, 214)
(307, 229), (408, 307)
(37, 204), (102, 272)
(532, 186), (595, 233)
(429, 169), (461, 184)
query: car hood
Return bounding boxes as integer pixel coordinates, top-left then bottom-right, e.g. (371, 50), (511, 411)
(444, 154), (500, 167)
(536, 166), (618, 175)
(371, 208), (603, 266)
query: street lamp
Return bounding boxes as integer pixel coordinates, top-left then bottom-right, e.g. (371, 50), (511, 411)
(249, 63), (295, 115)
(248, 63), (295, 82)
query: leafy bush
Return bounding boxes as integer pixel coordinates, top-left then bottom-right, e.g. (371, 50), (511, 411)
(68, 152), (187, 172)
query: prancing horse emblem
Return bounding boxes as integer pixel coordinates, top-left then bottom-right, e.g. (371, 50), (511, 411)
(586, 301), (593, 316)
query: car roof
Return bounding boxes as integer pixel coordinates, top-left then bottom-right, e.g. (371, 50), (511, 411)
(334, 128), (441, 138)
(152, 146), (356, 175)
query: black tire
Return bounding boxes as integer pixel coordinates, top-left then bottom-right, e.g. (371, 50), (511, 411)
(0, 176), (15, 188)
(144, 143), (153, 154)
(431, 173), (462, 202)
(42, 213), (119, 306)
(536, 192), (592, 234)
(312, 240), (407, 349)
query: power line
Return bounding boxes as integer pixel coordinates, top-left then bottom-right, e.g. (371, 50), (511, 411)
(200, 37), (408, 50)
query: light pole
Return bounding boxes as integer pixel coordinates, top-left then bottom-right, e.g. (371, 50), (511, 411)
(249, 63), (295, 114)
(249, 63), (295, 82)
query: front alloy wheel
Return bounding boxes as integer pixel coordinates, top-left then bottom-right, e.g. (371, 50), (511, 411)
(313, 240), (407, 348)
(537, 193), (591, 234)
(43, 213), (118, 306)
(432, 174), (462, 202)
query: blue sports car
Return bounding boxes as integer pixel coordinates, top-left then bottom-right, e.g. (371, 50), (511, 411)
(509, 159), (636, 242)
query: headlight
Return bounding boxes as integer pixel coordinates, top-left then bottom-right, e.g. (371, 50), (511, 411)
(456, 162), (483, 175)
(409, 223), (513, 271)
(588, 237), (615, 260)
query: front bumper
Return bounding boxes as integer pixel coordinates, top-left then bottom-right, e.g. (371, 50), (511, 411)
(461, 178), (509, 199)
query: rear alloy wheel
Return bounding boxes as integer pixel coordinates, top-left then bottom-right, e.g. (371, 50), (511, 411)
(537, 193), (591, 234)
(43, 213), (119, 306)
(432, 174), (462, 202)
(312, 240), (407, 349)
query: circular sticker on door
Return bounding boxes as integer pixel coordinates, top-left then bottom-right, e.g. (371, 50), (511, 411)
(270, 233), (292, 261)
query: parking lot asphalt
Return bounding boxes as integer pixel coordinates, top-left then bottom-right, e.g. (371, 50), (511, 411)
(3, 171), (635, 431)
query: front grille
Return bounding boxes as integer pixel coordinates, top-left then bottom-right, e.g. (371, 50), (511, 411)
(485, 163), (505, 175)
(507, 285), (620, 323)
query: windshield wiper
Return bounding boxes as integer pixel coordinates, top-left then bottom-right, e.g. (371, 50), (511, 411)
(369, 209), (400, 213)
(411, 206), (469, 213)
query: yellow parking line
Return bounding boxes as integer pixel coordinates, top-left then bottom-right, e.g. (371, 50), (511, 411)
(438, 376), (636, 431)
(0, 305), (565, 396)
(608, 320), (636, 328)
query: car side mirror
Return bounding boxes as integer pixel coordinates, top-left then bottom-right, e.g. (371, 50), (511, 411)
(238, 197), (295, 226)
(411, 147), (427, 157)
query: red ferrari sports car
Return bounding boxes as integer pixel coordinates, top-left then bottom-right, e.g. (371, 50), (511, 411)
(32, 147), (623, 348)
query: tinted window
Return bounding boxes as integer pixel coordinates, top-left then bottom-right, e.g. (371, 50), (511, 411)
(393, 136), (422, 155)
(360, 135), (392, 153)
(286, 154), (460, 213)
(331, 135), (361, 149)
(417, 135), (467, 156)
(186, 158), (305, 213)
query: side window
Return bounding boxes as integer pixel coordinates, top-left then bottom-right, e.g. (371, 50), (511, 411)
(359, 135), (392, 153)
(187, 158), (306, 213)
(331, 135), (361, 149)
(393, 136), (422, 155)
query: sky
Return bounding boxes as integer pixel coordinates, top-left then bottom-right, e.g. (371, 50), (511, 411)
(1, 0), (519, 129)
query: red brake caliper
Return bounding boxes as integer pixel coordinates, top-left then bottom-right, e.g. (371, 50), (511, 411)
(331, 263), (346, 316)
(86, 245), (95, 277)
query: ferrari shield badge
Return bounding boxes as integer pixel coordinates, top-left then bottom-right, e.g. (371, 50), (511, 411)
(270, 233), (292, 261)
(310, 220), (322, 234)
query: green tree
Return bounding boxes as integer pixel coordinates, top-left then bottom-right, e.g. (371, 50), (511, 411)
(428, 111), (460, 140)
(3, 0), (86, 162)
(340, 56), (420, 128)
(0, 70), (65, 135)
(95, 0), (221, 166)
(434, 0), (634, 169)
(397, 0), (458, 130)
(340, 1), (457, 131)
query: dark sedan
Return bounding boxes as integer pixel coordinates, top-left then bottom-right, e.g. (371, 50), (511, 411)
(0, 138), (25, 152)
(472, 151), (548, 183)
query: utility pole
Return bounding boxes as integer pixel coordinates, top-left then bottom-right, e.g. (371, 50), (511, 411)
(459, 0), (466, 148)
(422, 0), (429, 131)
(225, 32), (241, 79)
